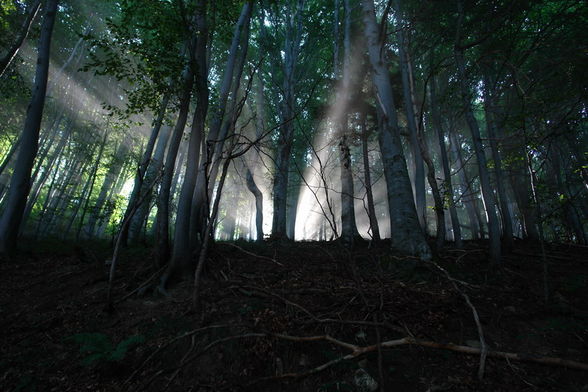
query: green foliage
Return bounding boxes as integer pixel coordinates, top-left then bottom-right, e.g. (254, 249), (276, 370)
(65, 332), (145, 366)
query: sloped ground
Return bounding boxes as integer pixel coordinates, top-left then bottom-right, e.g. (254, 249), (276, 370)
(1, 238), (587, 391)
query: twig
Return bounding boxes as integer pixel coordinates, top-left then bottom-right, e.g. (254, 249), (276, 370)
(224, 242), (283, 266)
(428, 260), (487, 379)
(123, 324), (235, 388)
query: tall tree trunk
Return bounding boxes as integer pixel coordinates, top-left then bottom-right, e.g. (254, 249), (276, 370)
(168, 0), (210, 278)
(336, 0), (360, 246)
(430, 75), (462, 247)
(156, 63), (194, 266)
(189, 0), (253, 245)
(454, 48), (501, 262)
(483, 72), (514, 250)
(0, 0), (58, 254)
(360, 0), (431, 260)
(271, 0), (305, 239)
(394, 0), (426, 228)
(0, 0), (42, 78)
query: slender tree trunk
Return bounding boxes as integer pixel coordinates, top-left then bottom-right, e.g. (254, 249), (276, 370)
(430, 75), (462, 247)
(0, 138), (20, 178)
(450, 130), (483, 239)
(168, 0), (210, 278)
(0, 0), (58, 254)
(483, 73), (514, 250)
(361, 115), (380, 241)
(0, 0), (42, 78)
(190, 1), (253, 245)
(244, 163), (263, 241)
(361, 0), (431, 260)
(454, 48), (501, 262)
(86, 142), (129, 238)
(75, 131), (112, 239)
(121, 92), (171, 245)
(417, 122), (446, 251)
(271, 0), (305, 239)
(336, 0), (360, 246)
(21, 122), (70, 231)
(156, 62), (194, 266)
(128, 125), (172, 242)
(394, 0), (426, 228)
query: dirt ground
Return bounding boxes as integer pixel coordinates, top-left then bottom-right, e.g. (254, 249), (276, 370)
(1, 238), (587, 391)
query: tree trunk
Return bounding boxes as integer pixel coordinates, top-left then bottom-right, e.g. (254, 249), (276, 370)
(21, 120), (70, 232)
(449, 130), (484, 240)
(86, 142), (129, 238)
(0, 0), (42, 78)
(168, 0), (210, 277)
(271, 0), (305, 239)
(454, 48), (501, 262)
(121, 91), (171, 245)
(189, 0), (253, 246)
(360, 0), (431, 260)
(361, 115), (380, 241)
(128, 124), (172, 242)
(0, 0), (58, 254)
(245, 163), (263, 241)
(430, 75), (462, 247)
(394, 0), (426, 229)
(336, 0), (360, 246)
(156, 62), (194, 266)
(483, 72), (514, 250)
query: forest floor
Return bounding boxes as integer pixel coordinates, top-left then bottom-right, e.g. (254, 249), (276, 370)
(1, 238), (588, 392)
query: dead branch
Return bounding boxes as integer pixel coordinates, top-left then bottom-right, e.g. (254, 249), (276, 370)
(428, 260), (488, 379)
(248, 333), (588, 386)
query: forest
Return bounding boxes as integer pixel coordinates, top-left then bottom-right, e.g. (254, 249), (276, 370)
(0, 0), (587, 390)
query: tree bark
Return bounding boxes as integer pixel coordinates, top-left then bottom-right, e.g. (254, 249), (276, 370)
(168, 0), (210, 278)
(394, 0), (426, 229)
(156, 61), (194, 266)
(360, 0), (431, 260)
(336, 0), (360, 246)
(0, 0), (58, 254)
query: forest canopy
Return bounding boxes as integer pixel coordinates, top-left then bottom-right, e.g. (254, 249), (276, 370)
(1, 0), (586, 263)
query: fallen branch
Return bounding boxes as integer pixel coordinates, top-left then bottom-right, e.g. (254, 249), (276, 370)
(248, 333), (588, 386)
(428, 260), (487, 379)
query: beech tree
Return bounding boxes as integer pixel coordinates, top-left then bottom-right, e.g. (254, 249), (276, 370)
(0, 0), (59, 254)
